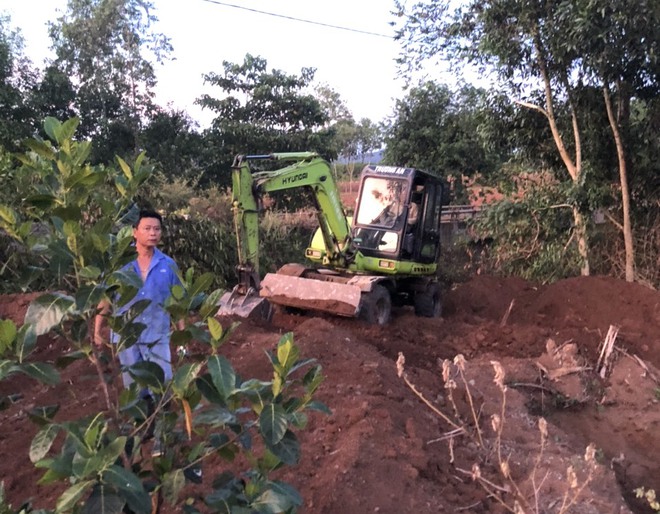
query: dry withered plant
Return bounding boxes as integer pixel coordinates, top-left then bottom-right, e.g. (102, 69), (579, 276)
(396, 353), (599, 513)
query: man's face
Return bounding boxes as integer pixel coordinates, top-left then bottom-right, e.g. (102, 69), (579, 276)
(133, 217), (162, 248)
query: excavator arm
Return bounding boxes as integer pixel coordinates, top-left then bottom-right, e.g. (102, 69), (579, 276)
(219, 152), (360, 318)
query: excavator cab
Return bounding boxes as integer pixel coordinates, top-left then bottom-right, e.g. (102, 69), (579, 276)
(351, 165), (444, 265)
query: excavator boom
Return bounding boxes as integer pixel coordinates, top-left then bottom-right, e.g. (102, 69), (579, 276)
(217, 153), (362, 319)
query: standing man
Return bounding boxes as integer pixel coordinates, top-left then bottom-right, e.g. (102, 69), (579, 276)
(94, 208), (183, 399)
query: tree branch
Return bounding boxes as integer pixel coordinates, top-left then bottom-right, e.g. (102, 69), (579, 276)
(513, 99), (547, 117)
(604, 210), (624, 232)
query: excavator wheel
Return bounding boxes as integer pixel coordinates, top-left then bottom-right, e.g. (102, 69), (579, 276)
(414, 282), (442, 318)
(359, 284), (392, 325)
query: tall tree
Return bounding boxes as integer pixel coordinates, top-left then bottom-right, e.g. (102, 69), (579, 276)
(395, 0), (593, 274)
(394, 0), (659, 279)
(562, 0), (660, 281)
(30, 65), (77, 125)
(0, 15), (38, 149)
(140, 108), (205, 179)
(48, 0), (172, 160)
(383, 82), (507, 176)
(315, 83), (352, 126)
(355, 118), (382, 163)
(196, 54), (335, 186)
(332, 117), (383, 188)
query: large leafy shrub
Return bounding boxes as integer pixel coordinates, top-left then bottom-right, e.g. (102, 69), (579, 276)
(0, 118), (328, 513)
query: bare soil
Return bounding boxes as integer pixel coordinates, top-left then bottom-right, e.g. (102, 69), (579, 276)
(1, 275), (659, 513)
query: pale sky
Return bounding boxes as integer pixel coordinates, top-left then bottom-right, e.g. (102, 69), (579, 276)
(0, 0), (433, 128)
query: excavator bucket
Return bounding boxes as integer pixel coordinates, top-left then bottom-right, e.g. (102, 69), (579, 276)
(217, 286), (272, 320)
(259, 273), (362, 317)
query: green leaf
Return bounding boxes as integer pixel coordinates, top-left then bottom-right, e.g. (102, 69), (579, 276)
(25, 194), (57, 211)
(65, 167), (103, 190)
(69, 319), (89, 344)
(63, 220), (81, 237)
(17, 362), (60, 385)
(0, 360), (17, 381)
(72, 436), (127, 479)
(59, 117), (80, 144)
(305, 400), (332, 415)
(170, 329), (192, 347)
(190, 272), (214, 297)
(207, 317), (223, 341)
(276, 333), (298, 375)
(24, 138), (56, 160)
(43, 117), (61, 142)
(109, 269), (142, 290)
(56, 350), (87, 369)
(259, 404), (288, 445)
(171, 284), (185, 301)
(0, 319), (17, 354)
(56, 479), (95, 513)
(53, 205), (83, 223)
(302, 365), (324, 390)
(24, 193), (59, 210)
(265, 430), (299, 466)
(287, 358), (317, 377)
(185, 267), (194, 284)
(289, 411), (307, 429)
(24, 292), (75, 336)
(81, 484), (125, 514)
(74, 284), (105, 312)
(72, 437), (125, 480)
(72, 141), (92, 168)
(162, 469), (185, 505)
(127, 361), (165, 391)
(0, 205), (17, 225)
(30, 424), (60, 463)
(207, 355), (236, 401)
(195, 374), (223, 404)
(103, 465), (151, 514)
(15, 324), (37, 361)
(72, 454), (101, 480)
(28, 404), (61, 426)
(82, 414), (104, 449)
(200, 289), (224, 319)
(116, 156), (133, 180)
(172, 362), (202, 396)
(194, 405), (236, 426)
(252, 481), (302, 514)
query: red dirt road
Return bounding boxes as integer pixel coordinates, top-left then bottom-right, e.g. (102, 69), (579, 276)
(1, 275), (659, 513)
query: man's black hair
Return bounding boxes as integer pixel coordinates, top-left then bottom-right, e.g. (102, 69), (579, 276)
(134, 209), (162, 227)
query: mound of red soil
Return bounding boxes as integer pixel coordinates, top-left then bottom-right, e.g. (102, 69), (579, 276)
(1, 275), (658, 513)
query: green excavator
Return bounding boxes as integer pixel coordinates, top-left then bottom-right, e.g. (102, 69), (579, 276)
(217, 152), (445, 325)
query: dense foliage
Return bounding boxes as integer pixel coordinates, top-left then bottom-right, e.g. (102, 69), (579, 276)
(394, 0), (659, 284)
(383, 82), (511, 177)
(48, 0), (172, 162)
(0, 118), (328, 513)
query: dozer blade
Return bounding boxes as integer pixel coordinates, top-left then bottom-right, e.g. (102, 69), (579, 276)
(217, 287), (272, 320)
(259, 273), (361, 317)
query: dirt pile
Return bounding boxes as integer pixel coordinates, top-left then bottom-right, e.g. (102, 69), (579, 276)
(1, 275), (658, 513)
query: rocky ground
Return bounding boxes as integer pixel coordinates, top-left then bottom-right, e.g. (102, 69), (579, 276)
(1, 274), (659, 513)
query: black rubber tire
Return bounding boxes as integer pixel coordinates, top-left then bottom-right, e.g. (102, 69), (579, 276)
(359, 285), (392, 325)
(414, 282), (442, 318)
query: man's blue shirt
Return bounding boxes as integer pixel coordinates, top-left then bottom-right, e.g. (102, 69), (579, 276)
(112, 248), (180, 346)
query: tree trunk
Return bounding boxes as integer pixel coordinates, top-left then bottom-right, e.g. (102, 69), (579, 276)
(531, 31), (590, 275)
(573, 207), (590, 276)
(604, 84), (635, 282)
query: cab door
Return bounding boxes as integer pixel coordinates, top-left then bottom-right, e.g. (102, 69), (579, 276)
(415, 181), (443, 264)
